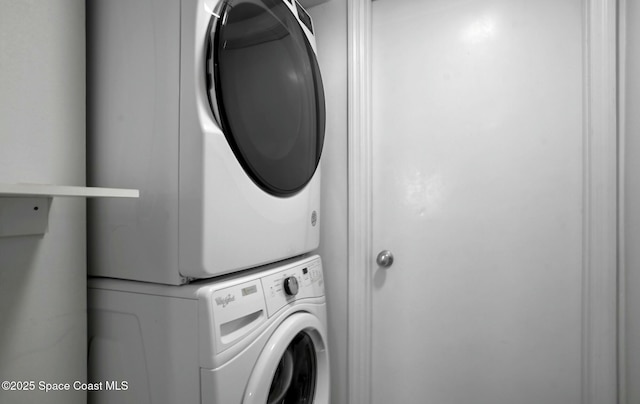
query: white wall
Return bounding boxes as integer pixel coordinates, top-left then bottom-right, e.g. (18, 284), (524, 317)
(0, 1), (86, 403)
(308, 1), (349, 404)
(624, 1), (640, 402)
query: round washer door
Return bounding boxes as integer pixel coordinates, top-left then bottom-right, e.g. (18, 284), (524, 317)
(206, 0), (326, 197)
(244, 312), (329, 404)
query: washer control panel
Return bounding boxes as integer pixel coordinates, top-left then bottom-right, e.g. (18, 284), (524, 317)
(261, 257), (324, 317)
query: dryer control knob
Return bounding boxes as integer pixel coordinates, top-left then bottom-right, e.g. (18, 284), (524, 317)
(284, 276), (299, 296)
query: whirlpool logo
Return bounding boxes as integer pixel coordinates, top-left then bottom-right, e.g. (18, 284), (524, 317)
(215, 294), (235, 308)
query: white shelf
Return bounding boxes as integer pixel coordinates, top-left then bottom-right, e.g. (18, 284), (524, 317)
(0, 184), (139, 238)
(0, 183), (139, 198)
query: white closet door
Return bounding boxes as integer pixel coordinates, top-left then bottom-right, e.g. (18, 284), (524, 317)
(371, 1), (586, 403)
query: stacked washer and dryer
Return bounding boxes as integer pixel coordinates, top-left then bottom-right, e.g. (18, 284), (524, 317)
(86, 0), (329, 402)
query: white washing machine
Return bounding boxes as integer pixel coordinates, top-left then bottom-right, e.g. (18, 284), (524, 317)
(88, 255), (329, 404)
(87, 0), (326, 284)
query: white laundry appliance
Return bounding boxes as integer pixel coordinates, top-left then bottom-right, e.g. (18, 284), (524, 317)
(88, 255), (329, 404)
(87, 0), (326, 284)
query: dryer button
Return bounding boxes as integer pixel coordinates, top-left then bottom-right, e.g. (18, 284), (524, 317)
(283, 276), (299, 296)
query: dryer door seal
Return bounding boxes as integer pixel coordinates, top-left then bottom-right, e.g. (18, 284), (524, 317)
(243, 312), (330, 404)
(206, 0), (325, 197)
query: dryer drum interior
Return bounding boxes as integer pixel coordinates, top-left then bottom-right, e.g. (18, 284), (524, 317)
(267, 331), (317, 403)
(206, 0), (326, 197)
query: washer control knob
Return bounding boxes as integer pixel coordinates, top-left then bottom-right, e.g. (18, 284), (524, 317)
(283, 276), (299, 296)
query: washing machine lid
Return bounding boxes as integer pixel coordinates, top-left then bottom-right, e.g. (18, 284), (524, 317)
(243, 312), (329, 404)
(206, 0), (325, 197)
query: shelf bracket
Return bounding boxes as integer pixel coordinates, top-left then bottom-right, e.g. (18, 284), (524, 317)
(0, 197), (51, 238)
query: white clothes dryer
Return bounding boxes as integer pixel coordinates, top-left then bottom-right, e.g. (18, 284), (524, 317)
(87, 0), (325, 284)
(88, 255), (329, 404)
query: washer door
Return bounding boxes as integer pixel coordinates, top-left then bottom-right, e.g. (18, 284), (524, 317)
(206, 0), (326, 197)
(244, 313), (330, 404)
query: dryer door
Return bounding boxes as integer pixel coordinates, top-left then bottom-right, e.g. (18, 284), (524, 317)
(206, 0), (325, 197)
(244, 312), (329, 404)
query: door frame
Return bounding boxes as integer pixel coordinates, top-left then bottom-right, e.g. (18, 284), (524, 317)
(346, 0), (619, 403)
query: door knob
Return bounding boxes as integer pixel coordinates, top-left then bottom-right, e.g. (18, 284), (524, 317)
(376, 250), (394, 268)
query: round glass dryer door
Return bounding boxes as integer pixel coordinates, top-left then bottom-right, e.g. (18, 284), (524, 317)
(206, 0), (326, 197)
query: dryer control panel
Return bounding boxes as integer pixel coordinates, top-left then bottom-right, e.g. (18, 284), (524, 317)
(261, 257), (324, 317)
